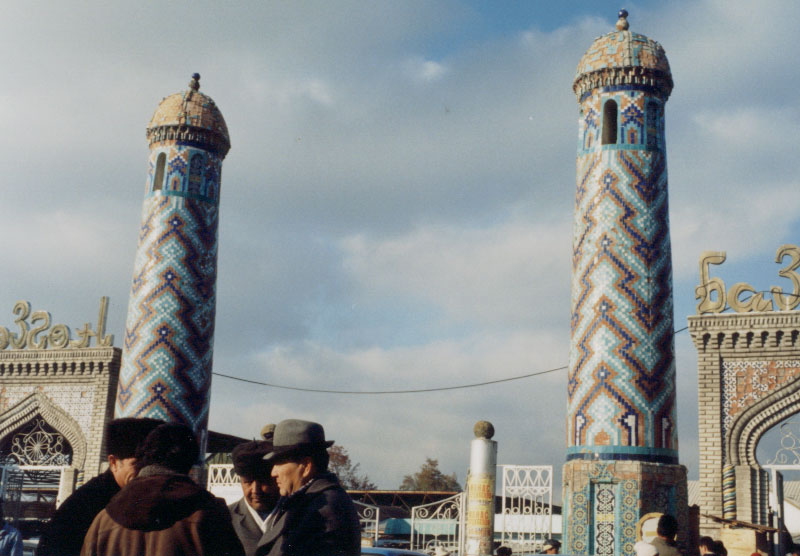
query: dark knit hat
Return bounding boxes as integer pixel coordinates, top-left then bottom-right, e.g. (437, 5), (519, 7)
(136, 422), (200, 474)
(232, 440), (273, 478)
(105, 417), (164, 459)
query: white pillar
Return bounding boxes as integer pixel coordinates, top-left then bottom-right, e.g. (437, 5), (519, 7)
(465, 421), (497, 556)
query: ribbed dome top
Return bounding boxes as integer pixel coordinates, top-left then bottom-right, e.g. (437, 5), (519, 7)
(147, 74), (230, 156)
(576, 31), (670, 77)
(573, 11), (673, 101)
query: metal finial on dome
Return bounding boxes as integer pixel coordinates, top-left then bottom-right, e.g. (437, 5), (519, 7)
(616, 9), (629, 31)
(189, 73), (200, 91)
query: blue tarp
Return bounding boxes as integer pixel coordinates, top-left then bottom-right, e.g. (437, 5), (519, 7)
(382, 518), (458, 536)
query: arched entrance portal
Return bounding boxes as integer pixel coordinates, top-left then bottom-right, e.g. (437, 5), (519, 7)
(0, 392), (87, 526)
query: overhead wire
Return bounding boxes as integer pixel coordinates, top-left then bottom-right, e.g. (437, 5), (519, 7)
(213, 325), (697, 395)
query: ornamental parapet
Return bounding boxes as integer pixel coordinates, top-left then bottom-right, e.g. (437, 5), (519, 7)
(688, 312), (800, 351)
(573, 65), (673, 102)
(146, 124), (230, 157)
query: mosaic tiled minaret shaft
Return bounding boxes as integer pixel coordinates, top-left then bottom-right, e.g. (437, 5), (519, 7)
(116, 74), (230, 451)
(562, 12), (687, 556)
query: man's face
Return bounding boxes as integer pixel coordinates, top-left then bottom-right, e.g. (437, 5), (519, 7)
(108, 455), (138, 487)
(240, 474), (280, 511)
(270, 457), (312, 496)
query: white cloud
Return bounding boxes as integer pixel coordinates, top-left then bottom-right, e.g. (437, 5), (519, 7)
(340, 216), (571, 327)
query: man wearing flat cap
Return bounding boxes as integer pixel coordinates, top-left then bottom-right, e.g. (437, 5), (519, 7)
(37, 417), (163, 556)
(229, 440), (280, 556)
(255, 419), (361, 556)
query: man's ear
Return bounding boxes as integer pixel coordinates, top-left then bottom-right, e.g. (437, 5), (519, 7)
(107, 454), (118, 470)
(300, 456), (315, 479)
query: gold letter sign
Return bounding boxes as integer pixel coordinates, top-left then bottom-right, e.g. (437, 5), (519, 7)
(0, 297), (114, 350)
(696, 245), (800, 314)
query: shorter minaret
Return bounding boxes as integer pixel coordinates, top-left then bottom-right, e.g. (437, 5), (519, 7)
(562, 11), (687, 556)
(116, 74), (230, 452)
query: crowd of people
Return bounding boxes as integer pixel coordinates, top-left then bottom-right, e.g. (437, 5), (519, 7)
(5, 419), (798, 556)
(32, 417), (361, 556)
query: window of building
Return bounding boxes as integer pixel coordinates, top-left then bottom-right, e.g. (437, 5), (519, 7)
(602, 100), (618, 145)
(153, 152), (166, 191)
(188, 153), (204, 194)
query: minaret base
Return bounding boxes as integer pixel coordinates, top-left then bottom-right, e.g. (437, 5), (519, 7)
(562, 459), (688, 556)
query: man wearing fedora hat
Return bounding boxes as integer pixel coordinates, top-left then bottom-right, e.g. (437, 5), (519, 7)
(229, 440), (281, 556)
(255, 419), (361, 556)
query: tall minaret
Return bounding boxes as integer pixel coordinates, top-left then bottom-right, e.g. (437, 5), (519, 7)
(116, 74), (230, 452)
(563, 12), (687, 556)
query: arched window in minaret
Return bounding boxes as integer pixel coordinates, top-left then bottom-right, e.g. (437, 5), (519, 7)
(646, 101), (659, 149)
(153, 152), (166, 192)
(602, 99), (618, 145)
(188, 153), (204, 195)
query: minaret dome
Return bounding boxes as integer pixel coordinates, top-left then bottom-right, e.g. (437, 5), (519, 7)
(573, 10), (673, 102)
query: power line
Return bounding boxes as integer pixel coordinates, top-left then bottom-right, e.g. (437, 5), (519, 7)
(213, 326), (694, 395)
(213, 365), (568, 395)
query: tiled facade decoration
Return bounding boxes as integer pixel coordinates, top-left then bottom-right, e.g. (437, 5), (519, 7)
(689, 311), (800, 536)
(563, 460), (688, 555)
(564, 12), (687, 555)
(0, 346), (120, 481)
(116, 75), (230, 451)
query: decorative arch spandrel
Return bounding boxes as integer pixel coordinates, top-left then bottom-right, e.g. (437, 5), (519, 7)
(725, 359), (800, 466)
(0, 391), (87, 469)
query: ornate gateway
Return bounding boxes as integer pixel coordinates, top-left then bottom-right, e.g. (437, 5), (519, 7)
(0, 298), (120, 521)
(690, 245), (800, 543)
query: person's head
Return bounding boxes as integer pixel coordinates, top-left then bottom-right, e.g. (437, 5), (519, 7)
(135, 423), (199, 475)
(712, 540), (727, 556)
(496, 547), (512, 556)
(261, 424), (276, 441)
(265, 419), (334, 496)
(542, 538), (561, 554)
(105, 417), (164, 487)
(656, 514), (678, 541)
(232, 440), (279, 511)
(698, 536), (715, 554)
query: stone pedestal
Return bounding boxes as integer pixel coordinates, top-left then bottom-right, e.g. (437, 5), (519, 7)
(562, 460), (688, 556)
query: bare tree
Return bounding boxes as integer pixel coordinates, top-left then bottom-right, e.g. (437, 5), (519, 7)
(328, 445), (376, 490)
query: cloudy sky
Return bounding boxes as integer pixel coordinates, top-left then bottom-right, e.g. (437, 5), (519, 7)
(1, 1), (799, 494)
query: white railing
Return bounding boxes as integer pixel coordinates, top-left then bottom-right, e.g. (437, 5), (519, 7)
(206, 463), (242, 504)
(410, 492), (465, 554)
(353, 500), (380, 543)
(500, 465), (553, 555)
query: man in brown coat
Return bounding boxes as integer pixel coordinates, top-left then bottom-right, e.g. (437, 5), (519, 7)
(38, 417), (163, 556)
(81, 423), (244, 556)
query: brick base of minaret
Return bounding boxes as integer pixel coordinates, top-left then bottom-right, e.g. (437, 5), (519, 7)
(562, 460), (689, 556)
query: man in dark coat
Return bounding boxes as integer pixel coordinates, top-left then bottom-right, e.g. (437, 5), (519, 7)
(228, 440), (280, 556)
(37, 417), (163, 556)
(81, 422), (244, 556)
(255, 419), (361, 556)
(650, 514), (683, 556)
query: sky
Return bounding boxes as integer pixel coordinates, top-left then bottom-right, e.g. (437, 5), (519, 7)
(1, 0), (799, 496)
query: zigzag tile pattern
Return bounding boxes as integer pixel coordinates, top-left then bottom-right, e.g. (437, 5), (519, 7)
(568, 90), (677, 456)
(117, 144), (222, 442)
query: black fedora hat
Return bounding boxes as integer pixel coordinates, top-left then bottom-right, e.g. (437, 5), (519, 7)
(263, 419), (334, 462)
